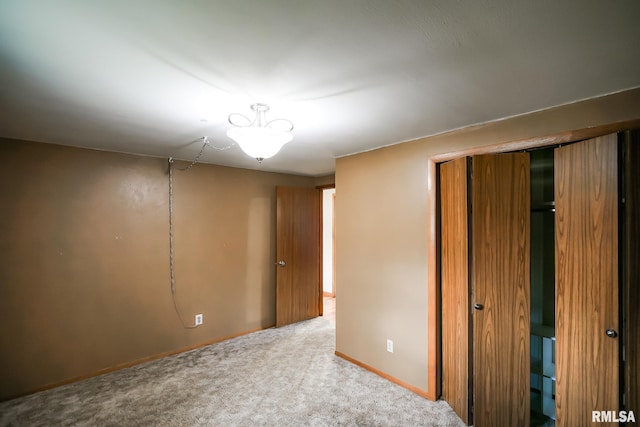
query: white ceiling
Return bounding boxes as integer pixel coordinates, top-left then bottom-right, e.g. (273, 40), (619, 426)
(1, 1), (639, 176)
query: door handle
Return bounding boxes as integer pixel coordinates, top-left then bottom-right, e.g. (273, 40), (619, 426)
(473, 303), (484, 310)
(276, 260), (286, 267)
(605, 329), (618, 338)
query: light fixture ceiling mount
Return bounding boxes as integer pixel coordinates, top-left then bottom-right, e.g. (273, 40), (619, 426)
(226, 103), (293, 163)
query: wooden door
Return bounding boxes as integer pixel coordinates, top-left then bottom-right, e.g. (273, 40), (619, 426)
(276, 186), (320, 327)
(623, 131), (640, 415)
(555, 134), (619, 426)
(472, 153), (530, 426)
(440, 157), (472, 425)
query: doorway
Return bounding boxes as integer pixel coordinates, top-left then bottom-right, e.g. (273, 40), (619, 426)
(322, 187), (336, 322)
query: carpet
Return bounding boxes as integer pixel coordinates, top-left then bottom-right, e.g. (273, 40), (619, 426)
(0, 317), (464, 426)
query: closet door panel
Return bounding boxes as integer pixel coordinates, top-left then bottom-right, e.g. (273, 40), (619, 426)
(440, 157), (471, 425)
(555, 134), (619, 426)
(472, 153), (530, 427)
(623, 131), (639, 414)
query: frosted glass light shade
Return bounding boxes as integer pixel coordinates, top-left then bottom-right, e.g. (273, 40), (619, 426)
(227, 103), (294, 162)
(226, 126), (293, 161)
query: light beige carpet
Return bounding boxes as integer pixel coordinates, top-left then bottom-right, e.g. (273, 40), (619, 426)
(0, 316), (464, 426)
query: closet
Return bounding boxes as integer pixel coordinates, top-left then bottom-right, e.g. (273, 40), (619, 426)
(439, 131), (639, 427)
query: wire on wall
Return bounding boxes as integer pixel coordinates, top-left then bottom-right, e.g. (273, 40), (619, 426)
(167, 136), (229, 329)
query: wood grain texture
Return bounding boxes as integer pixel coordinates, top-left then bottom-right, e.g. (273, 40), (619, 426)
(554, 134), (619, 426)
(440, 158), (471, 425)
(472, 153), (530, 427)
(623, 131), (640, 415)
(427, 159), (440, 401)
(276, 187), (320, 327)
(426, 120), (640, 407)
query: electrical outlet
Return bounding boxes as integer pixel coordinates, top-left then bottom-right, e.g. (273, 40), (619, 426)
(386, 339), (394, 353)
(195, 314), (203, 326)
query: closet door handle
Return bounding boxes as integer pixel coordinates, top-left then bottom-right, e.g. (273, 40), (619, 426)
(605, 329), (618, 338)
(473, 303), (484, 311)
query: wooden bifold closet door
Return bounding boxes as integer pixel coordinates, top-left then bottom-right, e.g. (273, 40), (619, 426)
(440, 132), (635, 426)
(471, 153), (531, 427)
(624, 131), (640, 417)
(554, 134), (620, 426)
(440, 153), (530, 426)
(440, 157), (471, 425)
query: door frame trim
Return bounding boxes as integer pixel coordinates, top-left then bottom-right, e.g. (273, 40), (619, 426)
(427, 118), (640, 401)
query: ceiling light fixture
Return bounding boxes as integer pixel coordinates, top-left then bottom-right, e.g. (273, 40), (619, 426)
(226, 103), (293, 163)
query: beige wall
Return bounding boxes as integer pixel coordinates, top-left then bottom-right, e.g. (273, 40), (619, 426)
(0, 139), (315, 400)
(335, 87), (640, 395)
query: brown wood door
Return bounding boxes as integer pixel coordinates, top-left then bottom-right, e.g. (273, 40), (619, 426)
(555, 134), (619, 426)
(472, 153), (530, 427)
(440, 157), (472, 425)
(623, 130), (640, 416)
(276, 186), (320, 327)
